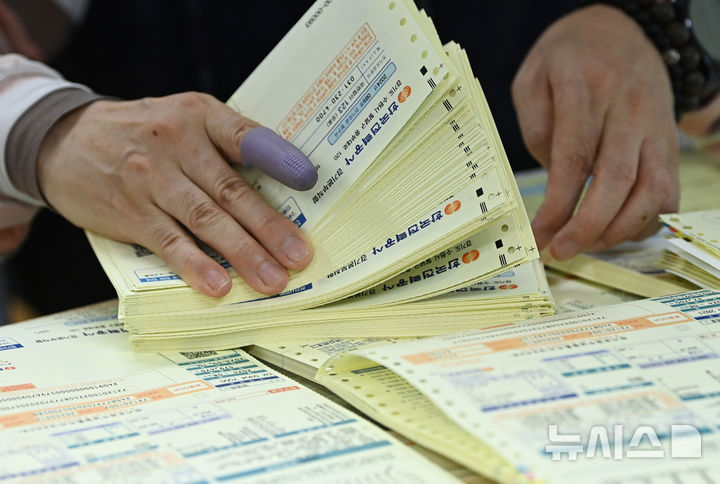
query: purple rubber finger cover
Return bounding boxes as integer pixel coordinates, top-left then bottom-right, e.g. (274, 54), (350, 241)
(240, 126), (318, 191)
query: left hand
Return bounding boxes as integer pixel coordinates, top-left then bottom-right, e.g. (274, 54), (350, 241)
(0, 0), (43, 59)
(512, 4), (679, 260)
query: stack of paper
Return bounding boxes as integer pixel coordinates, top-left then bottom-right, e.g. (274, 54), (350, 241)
(0, 302), (463, 482)
(250, 290), (720, 483)
(88, 0), (550, 350)
(660, 210), (720, 289)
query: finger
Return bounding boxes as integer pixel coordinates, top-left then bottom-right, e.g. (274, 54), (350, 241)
(589, 137), (678, 251)
(512, 68), (554, 165)
(548, 109), (642, 259)
(203, 100), (317, 190)
(180, 147), (314, 271)
(0, 2), (43, 59)
(153, 173), (291, 295)
(531, 82), (601, 250)
(138, 209), (233, 298)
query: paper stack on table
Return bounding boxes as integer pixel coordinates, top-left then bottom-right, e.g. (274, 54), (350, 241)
(87, 0), (551, 351)
(660, 210), (720, 289)
(250, 289), (720, 483)
(0, 302), (464, 483)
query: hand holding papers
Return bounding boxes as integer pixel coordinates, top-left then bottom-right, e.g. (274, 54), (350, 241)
(88, 0), (547, 349)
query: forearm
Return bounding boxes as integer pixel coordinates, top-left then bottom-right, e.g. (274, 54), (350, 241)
(0, 53), (102, 250)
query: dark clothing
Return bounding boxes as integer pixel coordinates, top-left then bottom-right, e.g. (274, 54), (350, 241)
(8, 0), (576, 314)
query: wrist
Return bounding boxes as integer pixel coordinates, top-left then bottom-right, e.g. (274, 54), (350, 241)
(579, 0), (720, 120)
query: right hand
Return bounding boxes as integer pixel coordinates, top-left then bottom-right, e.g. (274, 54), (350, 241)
(37, 93), (317, 298)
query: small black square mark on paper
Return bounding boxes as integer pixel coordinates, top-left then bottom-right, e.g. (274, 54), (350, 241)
(475, 187), (484, 197)
(420, 65), (428, 76)
(495, 239), (503, 249)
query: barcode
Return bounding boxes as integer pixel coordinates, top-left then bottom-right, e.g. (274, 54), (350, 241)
(132, 244), (153, 258)
(428, 78), (437, 89)
(180, 350), (218, 359)
(480, 201), (488, 213)
(499, 254), (507, 266)
(443, 99), (453, 111)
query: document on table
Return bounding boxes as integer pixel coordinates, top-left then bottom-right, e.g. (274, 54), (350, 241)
(0, 302), (456, 483)
(319, 290), (720, 483)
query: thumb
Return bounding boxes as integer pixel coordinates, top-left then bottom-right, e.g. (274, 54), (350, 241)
(204, 99), (317, 191)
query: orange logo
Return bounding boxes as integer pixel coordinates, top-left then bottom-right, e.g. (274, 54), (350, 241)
(499, 284), (518, 290)
(444, 200), (461, 215)
(462, 250), (479, 264)
(398, 85), (412, 103)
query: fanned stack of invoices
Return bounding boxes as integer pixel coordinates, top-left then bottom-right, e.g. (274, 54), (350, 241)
(87, 1), (552, 351)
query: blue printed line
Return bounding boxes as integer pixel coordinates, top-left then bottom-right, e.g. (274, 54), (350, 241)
(695, 313), (720, 320)
(543, 350), (609, 361)
(654, 290), (714, 303)
(233, 284), (313, 305)
(215, 375), (279, 388)
(177, 353), (247, 366)
(638, 353), (718, 368)
(274, 419), (356, 439)
(63, 314), (119, 326)
(482, 393), (577, 412)
(67, 432), (140, 449)
(215, 440), (391, 481)
(187, 363), (257, 374)
(681, 391), (720, 401)
(561, 364), (631, 377)
(201, 369), (269, 381)
(147, 415), (230, 435)
(584, 381), (653, 395)
(0, 461), (79, 480)
(0, 343), (22, 351)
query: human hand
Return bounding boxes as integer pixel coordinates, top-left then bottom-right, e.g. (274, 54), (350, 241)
(680, 92), (720, 159)
(512, 4), (679, 260)
(37, 93), (318, 297)
(0, 0), (43, 59)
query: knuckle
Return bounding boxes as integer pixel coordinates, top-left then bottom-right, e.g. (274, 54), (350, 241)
(226, 235), (261, 267)
(227, 117), (256, 147)
(122, 151), (153, 179)
(152, 227), (184, 258)
(521, 123), (551, 152)
(559, 150), (593, 184)
(216, 174), (252, 207)
(650, 173), (676, 205)
(605, 160), (637, 187)
(186, 200), (223, 232)
(174, 91), (210, 109)
(582, 58), (614, 91)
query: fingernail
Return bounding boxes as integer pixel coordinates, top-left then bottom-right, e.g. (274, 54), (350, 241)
(551, 240), (580, 261)
(206, 270), (231, 293)
(259, 260), (287, 288)
(282, 236), (310, 263)
(240, 126), (318, 191)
